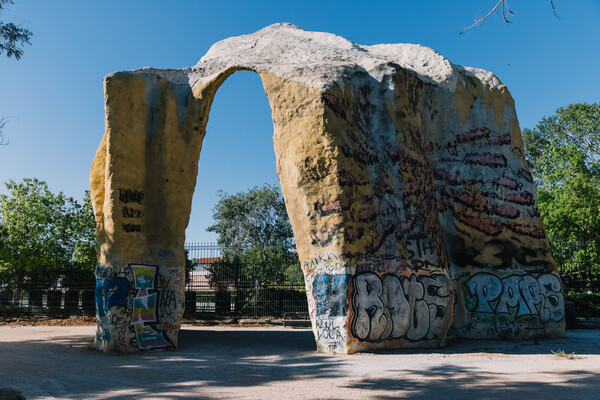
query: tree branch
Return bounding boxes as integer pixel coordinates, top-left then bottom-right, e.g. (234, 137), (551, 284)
(549, 0), (559, 18)
(461, 0), (514, 34)
(461, 0), (558, 34)
(0, 117), (8, 145)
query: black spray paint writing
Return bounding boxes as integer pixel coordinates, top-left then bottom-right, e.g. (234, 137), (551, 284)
(118, 188), (144, 204)
(316, 318), (342, 342)
(118, 188), (144, 233)
(122, 207), (143, 219)
(122, 223), (141, 233)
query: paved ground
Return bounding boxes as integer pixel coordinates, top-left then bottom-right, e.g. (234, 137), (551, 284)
(0, 325), (599, 399)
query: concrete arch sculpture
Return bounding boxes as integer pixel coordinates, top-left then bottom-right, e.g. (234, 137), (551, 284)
(90, 23), (564, 354)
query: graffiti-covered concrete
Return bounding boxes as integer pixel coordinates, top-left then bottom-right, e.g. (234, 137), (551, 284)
(90, 23), (564, 354)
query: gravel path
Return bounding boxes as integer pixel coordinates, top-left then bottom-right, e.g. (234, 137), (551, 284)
(0, 325), (598, 399)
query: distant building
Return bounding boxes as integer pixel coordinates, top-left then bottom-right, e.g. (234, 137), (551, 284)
(187, 257), (220, 289)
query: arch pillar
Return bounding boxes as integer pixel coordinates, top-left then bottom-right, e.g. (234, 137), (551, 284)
(91, 70), (214, 352)
(262, 70), (453, 353)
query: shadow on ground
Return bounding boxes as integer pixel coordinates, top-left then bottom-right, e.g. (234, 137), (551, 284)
(1, 329), (338, 399)
(0, 328), (599, 399)
(344, 364), (600, 400)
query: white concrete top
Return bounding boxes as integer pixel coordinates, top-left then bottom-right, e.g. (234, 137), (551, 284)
(108, 23), (503, 94)
(192, 23), (502, 91)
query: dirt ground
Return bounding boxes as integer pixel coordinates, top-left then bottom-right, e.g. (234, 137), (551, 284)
(0, 323), (599, 400)
(0, 316), (96, 327)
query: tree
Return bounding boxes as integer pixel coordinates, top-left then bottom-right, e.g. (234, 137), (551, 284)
(0, 179), (97, 295)
(208, 185), (294, 253)
(522, 103), (600, 274)
(207, 184), (300, 286)
(0, 0), (32, 60)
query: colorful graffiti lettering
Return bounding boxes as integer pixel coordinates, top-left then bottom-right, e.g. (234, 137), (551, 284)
(95, 279), (106, 317)
(129, 264), (172, 349)
(351, 272), (451, 342)
(464, 272), (564, 323)
(95, 264), (173, 350)
(95, 276), (130, 317)
(312, 274), (350, 317)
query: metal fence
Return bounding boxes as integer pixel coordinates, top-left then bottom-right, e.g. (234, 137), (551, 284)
(551, 237), (600, 285)
(184, 242), (307, 318)
(550, 237), (600, 325)
(0, 283), (96, 316)
(0, 241), (598, 323)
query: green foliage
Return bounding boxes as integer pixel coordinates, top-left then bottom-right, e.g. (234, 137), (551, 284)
(61, 191), (97, 285)
(550, 349), (583, 360)
(207, 255), (242, 289)
(207, 184), (294, 251)
(283, 258), (305, 286)
(207, 184), (302, 286)
(241, 244), (300, 285)
(0, 179), (97, 287)
(550, 238), (600, 276)
(523, 103), (600, 244)
(0, 178), (67, 283)
(563, 290), (600, 319)
(207, 245), (303, 288)
(0, 0), (32, 60)
(240, 287), (307, 316)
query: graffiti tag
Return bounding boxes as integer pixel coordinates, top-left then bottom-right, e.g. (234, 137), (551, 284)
(464, 272), (564, 323)
(351, 272), (451, 342)
(316, 317), (343, 343)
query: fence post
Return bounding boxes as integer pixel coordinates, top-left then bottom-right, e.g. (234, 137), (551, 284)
(184, 291), (197, 318)
(47, 290), (62, 311)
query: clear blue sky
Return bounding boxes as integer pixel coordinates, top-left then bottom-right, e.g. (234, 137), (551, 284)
(1, 1), (598, 242)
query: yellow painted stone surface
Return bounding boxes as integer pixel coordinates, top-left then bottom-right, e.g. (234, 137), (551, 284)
(454, 70), (515, 128)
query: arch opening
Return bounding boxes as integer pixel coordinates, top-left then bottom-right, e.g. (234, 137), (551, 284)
(184, 70), (304, 319)
(185, 70), (280, 244)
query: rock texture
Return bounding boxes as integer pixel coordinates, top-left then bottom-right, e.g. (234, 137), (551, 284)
(90, 23), (564, 354)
